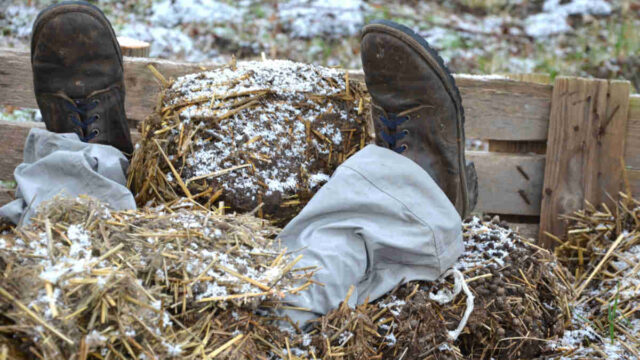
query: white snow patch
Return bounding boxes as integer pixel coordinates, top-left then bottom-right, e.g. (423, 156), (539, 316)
(279, 0), (366, 38)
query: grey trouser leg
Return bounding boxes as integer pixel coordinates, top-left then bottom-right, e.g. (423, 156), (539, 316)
(280, 144), (463, 324)
(0, 128), (136, 225)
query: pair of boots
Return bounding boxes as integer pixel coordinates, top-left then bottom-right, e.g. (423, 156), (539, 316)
(30, 1), (477, 217)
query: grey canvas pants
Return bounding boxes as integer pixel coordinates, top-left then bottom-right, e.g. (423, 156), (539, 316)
(0, 129), (463, 324)
(0, 128), (135, 225)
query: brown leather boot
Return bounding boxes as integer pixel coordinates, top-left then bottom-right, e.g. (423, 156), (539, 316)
(31, 1), (133, 154)
(361, 20), (477, 218)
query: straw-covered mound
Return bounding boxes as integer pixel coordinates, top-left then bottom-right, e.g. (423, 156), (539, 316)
(0, 197), (575, 359)
(540, 193), (640, 359)
(129, 60), (370, 224)
(0, 197), (315, 359)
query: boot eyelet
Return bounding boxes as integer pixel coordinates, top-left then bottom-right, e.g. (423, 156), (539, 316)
(94, 114), (101, 121)
(92, 99), (100, 106)
(400, 144), (408, 152)
(402, 129), (410, 136)
(91, 129), (100, 136)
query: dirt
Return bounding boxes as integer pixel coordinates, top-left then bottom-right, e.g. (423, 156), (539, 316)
(130, 60), (371, 224)
(371, 218), (572, 359)
(289, 218), (573, 359)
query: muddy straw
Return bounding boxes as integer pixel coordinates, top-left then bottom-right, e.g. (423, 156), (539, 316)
(0, 196), (316, 359)
(128, 59), (372, 225)
(0, 197), (578, 359)
(0, 286), (74, 345)
(3, 60), (638, 358)
(552, 192), (640, 359)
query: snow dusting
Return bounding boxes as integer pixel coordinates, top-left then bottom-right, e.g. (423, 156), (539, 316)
(159, 59), (367, 220)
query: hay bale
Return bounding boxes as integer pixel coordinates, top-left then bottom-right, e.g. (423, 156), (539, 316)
(0, 197), (315, 359)
(129, 60), (371, 224)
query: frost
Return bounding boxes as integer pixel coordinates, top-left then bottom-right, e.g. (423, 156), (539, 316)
(167, 59), (358, 205)
(378, 296), (406, 316)
(278, 0), (366, 39)
(384, 332), (396, 347)
(456, 217), (515, 271)
(525, 0), (612, 38)
(162, 341), (183, 357)
(150, 0), (244, 27)
(68, 224), (92, 258)
(85, 330), (107, 348)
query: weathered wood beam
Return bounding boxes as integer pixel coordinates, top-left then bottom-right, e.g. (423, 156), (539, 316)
(467, 151), (545, 216)
(0, 48), (222, 127)
(0, 120), (140, 181)
(0, 121), (545, 215)
(0, 120), (44, 181)
(455, 75), (552, 141)
(1, 48), (553, 141)
(539, 78), (631, 248)
(624, 94), (640, 170)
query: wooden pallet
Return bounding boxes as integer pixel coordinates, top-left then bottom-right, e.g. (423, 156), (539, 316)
(1, 48), (638, 245)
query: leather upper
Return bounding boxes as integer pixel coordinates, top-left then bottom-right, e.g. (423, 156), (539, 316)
(361, 23), (473, 217)
(31, 3), (133, 154)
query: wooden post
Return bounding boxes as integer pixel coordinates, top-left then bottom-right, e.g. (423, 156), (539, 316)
(117, 37), (150, 58)
(539, 77), (631, 248)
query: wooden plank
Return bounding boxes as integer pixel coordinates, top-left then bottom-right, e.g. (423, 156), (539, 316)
(510, 223), (540, 240)
(467, 151), (545, 216)
(592, 81), (630, 204)
(624, 94), (640, 170)
(455, 75), (553, 141)
(0, 120), (140, 181)
(0, 48), (220, 124)
(501, 73), (551, 85)
(488, 140), (546, 154)
(539, 77), (631, 248)
(0, 121), (546, 215)
(0, 188), (14, 205)
(628, 169), (640, 197)
(0, 120), (44, 180)
(485, 74), (551, 154)
(1, 48), (553, 141)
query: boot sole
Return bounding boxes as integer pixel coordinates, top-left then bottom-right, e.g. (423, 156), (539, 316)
(31, 1), (123, 67)
(362, 20), (471, 217)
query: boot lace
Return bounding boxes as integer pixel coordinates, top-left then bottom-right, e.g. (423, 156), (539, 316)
(65, 99), (100, 142)
(379, 113), (409, 153)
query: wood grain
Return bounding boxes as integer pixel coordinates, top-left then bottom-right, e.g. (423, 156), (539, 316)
(501, 73), (551, 85)
(2, 48), (553, 141)
(624, 94), (640, 170)
(0, 120), (140, 181)
(0, 48), (221, 125)
(467, 151), (545, 216)
(509, 223), (540, 240)
(488, 140), (546, 154)
(539, 77), (631, 248)
(628, 169), (640, 197)
(0, 120), (44, 181)
(455, 76), (553, 141)
(0, 121), (546, 215)
(118, 37), (151, 58)
(590, 81), (630, 206)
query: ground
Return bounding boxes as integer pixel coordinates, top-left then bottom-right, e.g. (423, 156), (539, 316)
(1, 0), (638, 95)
